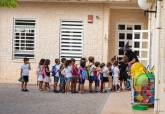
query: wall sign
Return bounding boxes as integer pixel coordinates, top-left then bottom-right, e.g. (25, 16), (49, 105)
(88, 15), (93, 23)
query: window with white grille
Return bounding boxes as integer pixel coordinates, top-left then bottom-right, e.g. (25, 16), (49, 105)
(132, 30), (150, 65)
(13, 19), (35, 59)
(60, 20), (83, 60)
(118, 24), (142, 59)
(117, 24), (150, 65)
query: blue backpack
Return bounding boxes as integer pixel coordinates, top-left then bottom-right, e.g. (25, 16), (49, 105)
(52, 65), (56, 76)
(80, 67), (88, 80)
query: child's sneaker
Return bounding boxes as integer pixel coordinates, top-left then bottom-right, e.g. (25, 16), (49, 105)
(40, 89), (44, 91)
(21, 89), (25, 92)
(116, 90), (120, 93)
(89, 90), (93, 93)
(103, 90), (107, 93)
(24, 89), (29, 92)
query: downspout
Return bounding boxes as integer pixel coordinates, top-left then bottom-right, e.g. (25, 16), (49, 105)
(154, 0), (161, 113)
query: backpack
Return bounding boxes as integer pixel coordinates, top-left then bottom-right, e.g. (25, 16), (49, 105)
(80, 67), (88, 80)
(41, 65), (46, 78)
(89, 64), (96, 77)
(52, 65), (56, 76)
(93, 69), (97, 77)
(46, 66), (50, 76)
(87, 65), (90, 77)
(72, 64), (78, 76)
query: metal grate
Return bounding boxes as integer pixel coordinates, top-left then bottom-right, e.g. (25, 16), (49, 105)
(60, 20), (83, 60)
(13, 19), (35, 59)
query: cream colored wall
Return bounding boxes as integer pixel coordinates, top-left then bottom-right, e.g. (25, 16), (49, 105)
(108, 9), (148, 61)
(0, 2), (107, 83)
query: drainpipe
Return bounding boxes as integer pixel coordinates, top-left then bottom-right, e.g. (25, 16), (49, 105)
(154, 0), (161, 113)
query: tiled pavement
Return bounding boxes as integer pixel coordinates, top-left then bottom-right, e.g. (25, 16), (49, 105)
(0, 83), (109, 114)
(0, 83), (154, 114)
(101, 91), (154, 114)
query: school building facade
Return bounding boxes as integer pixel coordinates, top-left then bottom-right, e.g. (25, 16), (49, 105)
(0, 0), (148, 83)
(1, 0), (165, 113)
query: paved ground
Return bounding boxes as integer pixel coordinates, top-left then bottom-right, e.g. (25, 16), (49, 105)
(0, 83), (155, 114)
(0, 83), (109, 114)
(101, 91), (154, 114)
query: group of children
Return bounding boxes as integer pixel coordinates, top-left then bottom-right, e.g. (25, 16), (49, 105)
(20, 56), (131, 93)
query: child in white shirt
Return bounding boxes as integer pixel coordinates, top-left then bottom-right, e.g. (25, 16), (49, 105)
(63, 60), (72, 93)
(100, 63), (109, 92)
(52, 59), (61, 93)
(20, 58), (31, 92)
(112, 61), (120, 92)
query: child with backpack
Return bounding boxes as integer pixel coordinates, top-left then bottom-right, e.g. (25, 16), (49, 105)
(37, 58), (45, 91)
(71, 58), (79, 93)
(100, 63), (109, 93)
(79, 60), (88, 94)
(78, 57), (87, 92)
(52, 59), (61, 93)
(112, 61), (120, 92)
(107, 62), (113, 91)
(63, 60), (72, 93)
(88, 56), (96, 92)
(59, 58), (66, 93)
(43, 59), (51, 92)
(94, 61), (101, 92)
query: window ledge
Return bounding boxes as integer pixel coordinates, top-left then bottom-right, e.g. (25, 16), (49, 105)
(12, 59), (36, 63)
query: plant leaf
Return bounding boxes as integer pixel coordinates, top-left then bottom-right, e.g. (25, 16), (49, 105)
(0, 0), (17, 8)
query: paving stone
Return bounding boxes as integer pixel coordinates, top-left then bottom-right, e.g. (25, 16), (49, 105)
(0, 84), (109, 114)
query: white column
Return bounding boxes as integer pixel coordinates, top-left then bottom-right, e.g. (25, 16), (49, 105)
(154, 0), (163, 113)
(102, 5), (110, 63)
(158, 0), (165, 113)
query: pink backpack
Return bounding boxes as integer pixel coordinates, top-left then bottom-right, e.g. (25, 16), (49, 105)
(41, 65), (46, 78)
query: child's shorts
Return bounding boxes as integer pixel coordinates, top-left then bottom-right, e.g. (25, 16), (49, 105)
(59, 75), (65, 84)
(38, 75), (43, 81)
(60, 76), (65, 85)
(126, 78), (131, 89)
(65, 77), (72, 82)
(54, 76), (59, 83)
(89, 76), (95, 83)
(113, 76), (119, 85)
(95, 78), (100, 86)
(100, 76), (103, 81)
(22, 75), (29, 82)
(79, 78), (85, 84)
(102, 77), (109, 82)
(44, 76), (51, 83)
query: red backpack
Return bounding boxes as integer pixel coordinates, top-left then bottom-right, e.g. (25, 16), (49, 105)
(72, 64), (78, 76)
